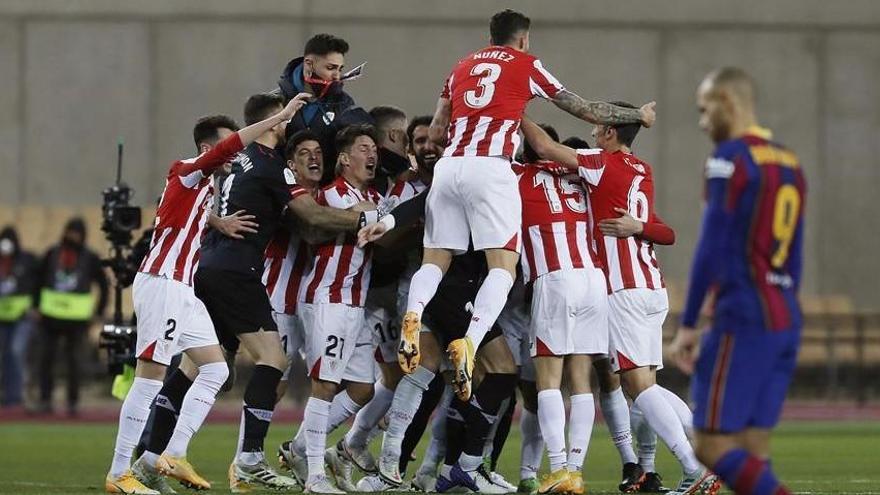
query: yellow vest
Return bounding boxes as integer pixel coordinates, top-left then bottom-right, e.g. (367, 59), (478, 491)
(0, 295), (31, 322)
(38, 289), (95, 321)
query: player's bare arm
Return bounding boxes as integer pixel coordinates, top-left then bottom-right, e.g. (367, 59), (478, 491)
(237, 92), (311, 145)
(552, 90), (656, 127)
(288, 193), (363, 233)
(208, 210), (259, 240)
(599, 208), (676, 245)
(520, 117), (579, 167)
(428, 97), (452, 146)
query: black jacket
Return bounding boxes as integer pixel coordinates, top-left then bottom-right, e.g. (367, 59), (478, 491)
(35, 244), (109, 317)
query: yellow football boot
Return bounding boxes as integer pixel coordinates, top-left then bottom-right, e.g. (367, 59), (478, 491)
(155, 453), (210, 491)
(538, 468), (571, 494)
(447, 336), (476, 401)
(561, 470), (585, 495)
(105, 471), (160, 494)
(398, 311), (422, 373)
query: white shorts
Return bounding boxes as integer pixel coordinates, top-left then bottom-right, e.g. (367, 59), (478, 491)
(424, 156), (521, 253)
(133, 272), (218, 366)
(273, 311), (305, 380)
(498, 298), (535, 381)
(366, 301), (399, 364)
(529, 267), (609, 358)
(300, 302), (375, 384)
(608, 288), (668, 372)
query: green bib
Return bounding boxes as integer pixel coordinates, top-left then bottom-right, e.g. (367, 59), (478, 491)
(38, 289), (95, 321)
(0, 294), (31, 322)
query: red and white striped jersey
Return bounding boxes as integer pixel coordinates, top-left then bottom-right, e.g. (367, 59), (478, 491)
(303, 177), (383, 306)
(517, 163), (601, 282)
(139, 133), (244, 286)
(262, 187), (314, 315)
(441, 45), (565, 159)
(386, 177), (427, 210)
(576, 149), (665, 292)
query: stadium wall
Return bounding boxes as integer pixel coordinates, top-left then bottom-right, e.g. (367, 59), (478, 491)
(0, 0), (878, 310)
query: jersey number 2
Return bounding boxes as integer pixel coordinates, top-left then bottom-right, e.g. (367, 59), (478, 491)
(465, 63), (501, 109)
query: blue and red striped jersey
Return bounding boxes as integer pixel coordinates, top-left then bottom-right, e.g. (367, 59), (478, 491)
(682, 126), (806, 332)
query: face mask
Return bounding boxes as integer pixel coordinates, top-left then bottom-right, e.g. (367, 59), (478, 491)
(0, 239), (12, 256)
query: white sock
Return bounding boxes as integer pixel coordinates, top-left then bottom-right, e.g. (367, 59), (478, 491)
(519, 409), (543, 480)
(657, 386), (694, 439)
(537, 389), (567, 472)
(293, 390), (359, 457)
(235, 409), (245, 457)
(418, 385), (452, 476)
(165, 362), (228, 458)
(631, 404), (657, 474)
(633, 385), (700, 474)
(600, 387), (638, 465)
(382, 366), (435, 459)
(109, 377), (163, 477)
(302, 397), (331, 481)
(464, 269), (514, 348)
(346, 381), (394, 450)
(405, 264), (444, 319)
(459, 453), (483, 472)
(567, 393), (594, 472)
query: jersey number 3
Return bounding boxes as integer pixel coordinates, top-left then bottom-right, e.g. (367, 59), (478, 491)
(465, 63), (502, 109)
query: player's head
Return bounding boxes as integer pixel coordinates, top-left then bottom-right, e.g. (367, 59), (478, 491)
(369, 105), (408, 155)
(522, 123), (559, 162)
(591, 101), (641, 151)
(562, 136), (591, 149)
(336, 124), (379, 187)
(697, 66), (757, 143)
(407, 115), (440, 175)
(304, 33), (349, 83)
(244, 93), (286, 142)
(285, 130), (323, 190)
(490, 9), (531, 52)
(192, 115), (239, 154)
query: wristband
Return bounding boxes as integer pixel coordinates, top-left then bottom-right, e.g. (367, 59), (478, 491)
(358, 210), (379, 229)
(379, 214), (396, 231)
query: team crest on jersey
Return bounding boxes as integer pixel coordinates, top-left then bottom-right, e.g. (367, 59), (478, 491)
(624, 157), (646, 174)
(283, 168), (297, 185)
(705, 157), (735, 179)
(322, 111), (336, 125)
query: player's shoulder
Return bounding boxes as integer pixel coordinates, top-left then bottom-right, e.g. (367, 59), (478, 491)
(706, 139), (749, 180)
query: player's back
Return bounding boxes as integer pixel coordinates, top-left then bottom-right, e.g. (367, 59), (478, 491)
(516, 163), (599, 282)
(200, 142), (295, 277)
(710, 129), (805, 332)
(582, 150), (664, 292)
(442, 45), (564, 158)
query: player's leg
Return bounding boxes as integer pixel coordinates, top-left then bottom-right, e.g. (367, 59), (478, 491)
(594, 357), (642, 489)
(449, 334), (517, 493)
(563, 354), (595, 495)
(377, 330), (441, 485)
(411, 375), (452, 491)
(518, 378), (542, 494)
(107, 274), (176, 495)
(534, 355), (568, 492)
(402, 157), (467, 373)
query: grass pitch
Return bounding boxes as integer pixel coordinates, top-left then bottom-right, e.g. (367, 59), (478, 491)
(0, 421), (877, 494)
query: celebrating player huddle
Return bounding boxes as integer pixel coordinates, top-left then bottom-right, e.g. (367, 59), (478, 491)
(105, 9), (805, 495)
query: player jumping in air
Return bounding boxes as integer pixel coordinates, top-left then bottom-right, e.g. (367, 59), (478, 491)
(670, 67), (805, 495)
(395, 8), (656, 402)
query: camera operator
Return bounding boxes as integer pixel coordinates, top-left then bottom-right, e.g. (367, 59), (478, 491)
(35, 217), (108, 416)
(277, 33), (373, 183)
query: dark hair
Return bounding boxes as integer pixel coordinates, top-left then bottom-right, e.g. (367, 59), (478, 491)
(192, 115), (239, 149)
(304, 33), (350, 57)
(523, 123), (559, 163)
(243, 93), (284, 126)
(608, 101), (641, 147)
(562, 136), (591, 149)
(406, 115), (433, 144)
(285, 130), (322, 159)
(490, 9), (531, 46)
(335, 124), (378, 154)
(369, 105), (408, 136)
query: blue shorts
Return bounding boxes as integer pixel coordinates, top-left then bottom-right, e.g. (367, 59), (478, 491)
(692, 327), (800, 433)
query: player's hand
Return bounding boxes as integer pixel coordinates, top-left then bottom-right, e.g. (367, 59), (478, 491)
(215, 210), (259, 239)
(639, 101), (657, 128)
(279, 92), (312, 120)
(357, 222), (389, 247)
(669, 326), (700, 375)
(530, 161), (568, 176)
(599, 207), (644, 238)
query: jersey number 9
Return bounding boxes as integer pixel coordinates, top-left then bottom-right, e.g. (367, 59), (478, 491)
(771, 184), (800, 268)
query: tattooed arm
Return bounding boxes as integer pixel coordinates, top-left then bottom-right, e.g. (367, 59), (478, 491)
(552, 90), (656, 127)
